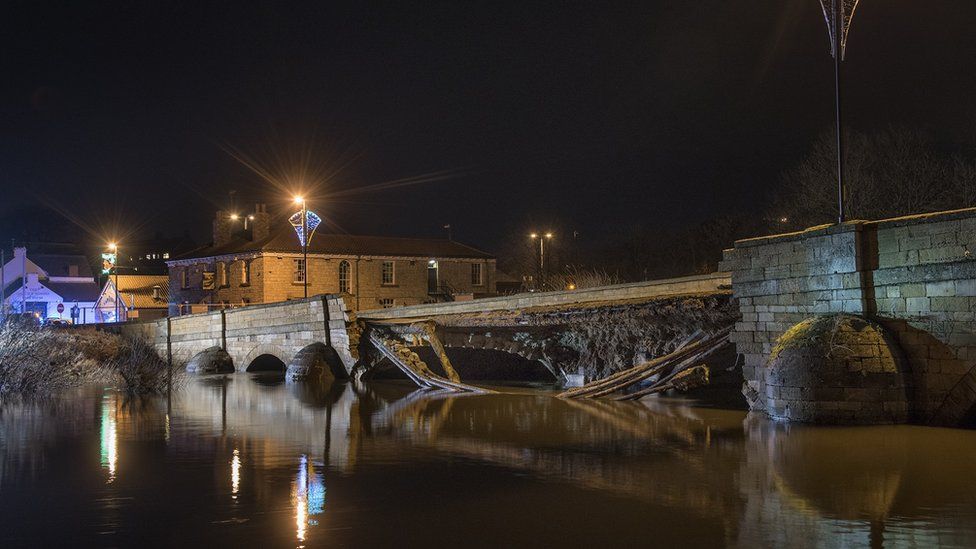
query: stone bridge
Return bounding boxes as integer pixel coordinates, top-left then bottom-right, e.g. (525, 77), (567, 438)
(355, 272), (736, 385)
(117, 207), (976, 426)
(121, 295), (356, 380)
(121, 273), (735, 385)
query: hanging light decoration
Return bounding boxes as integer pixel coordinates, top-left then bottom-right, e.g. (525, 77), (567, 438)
(289, 209), (321, 247)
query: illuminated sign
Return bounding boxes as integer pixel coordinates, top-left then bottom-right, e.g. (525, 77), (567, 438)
(101, 253), (117, 275)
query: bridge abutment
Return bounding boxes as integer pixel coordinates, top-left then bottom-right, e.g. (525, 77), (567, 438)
(720, 208), (976, 425)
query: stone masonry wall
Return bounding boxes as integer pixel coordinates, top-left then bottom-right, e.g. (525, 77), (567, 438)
(720, 208), (976, 425)
(169, 255), (496, 312)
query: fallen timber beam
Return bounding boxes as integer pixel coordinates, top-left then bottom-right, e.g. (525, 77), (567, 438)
(420, 322), (462, 383)
(557, 327), (732, 399)
(367, 332), (493, 394)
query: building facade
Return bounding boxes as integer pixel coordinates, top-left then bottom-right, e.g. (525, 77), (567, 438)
(95, 274), (169, 322)
(1, 247), (101, 323)
(167, 205), (497, 313)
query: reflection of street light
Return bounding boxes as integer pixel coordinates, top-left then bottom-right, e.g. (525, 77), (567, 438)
(108, 242), (119, 322)
(529, 232), (554, 291)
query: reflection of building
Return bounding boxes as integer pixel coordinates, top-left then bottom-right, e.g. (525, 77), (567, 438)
(1, 247), (100, 323)
(167, 205), (497, 313)
(94, 274), (169, 323)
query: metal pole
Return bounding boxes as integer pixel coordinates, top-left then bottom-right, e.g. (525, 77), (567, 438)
(303, 201), (309, 299)
(115, 247), (120, 322)
(22, 244), (26, 315)
(833, 0), (845, 224)
(539, 238), (545, 290)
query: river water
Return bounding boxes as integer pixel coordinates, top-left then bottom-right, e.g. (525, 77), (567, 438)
(2, 375), (975, 548)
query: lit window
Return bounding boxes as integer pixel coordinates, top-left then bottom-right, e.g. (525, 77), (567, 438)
(338, 260), (351, 293)
(379, 298), (394, 308)
(162, 252), (169, 259)
(471, 263), (483, 286)
(381, 261), (395, 285)
(217, 262), (228, 287)
(294, 259), (306, 283)
(241, 260), (250, 285)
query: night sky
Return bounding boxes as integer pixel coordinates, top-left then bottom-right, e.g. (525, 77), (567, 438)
(3, 1), (976, 252)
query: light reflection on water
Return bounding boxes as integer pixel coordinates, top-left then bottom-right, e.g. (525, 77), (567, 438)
(0, 375), (975, 547)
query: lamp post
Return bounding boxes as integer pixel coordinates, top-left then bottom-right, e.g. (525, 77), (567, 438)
(295, 197), (308, 298)
(820, 0), (861, 224)
(108, 242), (119, 322)
(529, 232), (553, 291)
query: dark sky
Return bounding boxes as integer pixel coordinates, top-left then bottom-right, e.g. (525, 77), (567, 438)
(3, 1), (976, 252)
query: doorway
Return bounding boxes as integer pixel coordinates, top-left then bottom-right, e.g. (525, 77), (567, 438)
(427, 260), (438, 294)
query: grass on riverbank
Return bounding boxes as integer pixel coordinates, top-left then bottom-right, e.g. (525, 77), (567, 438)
(0, 321), (184, 396)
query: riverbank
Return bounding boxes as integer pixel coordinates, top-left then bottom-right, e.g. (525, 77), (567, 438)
(0, 322), (183, 396)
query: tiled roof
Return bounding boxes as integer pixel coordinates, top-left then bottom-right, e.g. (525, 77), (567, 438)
(110, 275), (169, 309)
(177, 228), (494, 261)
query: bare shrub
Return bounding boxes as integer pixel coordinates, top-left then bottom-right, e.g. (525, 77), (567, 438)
(0, 322), (184, 397)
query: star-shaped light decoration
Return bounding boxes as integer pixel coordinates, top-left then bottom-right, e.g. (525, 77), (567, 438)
(289, 209), (322, 247)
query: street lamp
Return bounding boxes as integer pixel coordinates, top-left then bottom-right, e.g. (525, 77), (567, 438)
(289, 196), (321, 299)
(108, 242), (120, 322)
(820, 0), (861, 223)
(529, 232), (554, 291)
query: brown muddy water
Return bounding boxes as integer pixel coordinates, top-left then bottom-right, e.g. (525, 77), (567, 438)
(1, 375), (975, 548)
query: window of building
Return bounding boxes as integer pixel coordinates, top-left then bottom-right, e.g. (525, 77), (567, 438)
(471, 263), (484, 286)
(240, 260), (251, 285)
(152, 285), (161, 300)
(294, 259), (306, 283)
(379, 298), (394, 308)
(162, 252), (170, 259)
(381, 261), (395, 285)
(180, 268), (189, 289)
(338, 260), (351, 293)
(217, 262), (228, 287)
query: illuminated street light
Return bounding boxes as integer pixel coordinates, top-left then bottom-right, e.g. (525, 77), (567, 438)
(107, 242), (120, 322)
(529, 232), (554, 291)
(289, 196), (321, 299)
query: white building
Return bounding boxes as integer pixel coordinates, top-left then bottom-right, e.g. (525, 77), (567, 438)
(1, 247), (101, 324)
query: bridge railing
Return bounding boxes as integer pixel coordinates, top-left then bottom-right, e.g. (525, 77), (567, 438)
(358, 271), (731, 320)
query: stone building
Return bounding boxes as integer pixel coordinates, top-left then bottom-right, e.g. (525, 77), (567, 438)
(167, 205), (497, 314)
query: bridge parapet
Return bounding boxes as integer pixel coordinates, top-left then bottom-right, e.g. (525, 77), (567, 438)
(358, 272), (730, 321)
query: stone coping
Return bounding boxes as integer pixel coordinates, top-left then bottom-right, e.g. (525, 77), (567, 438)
(357, 272), (731, 320)
(728, 207), (976, 250)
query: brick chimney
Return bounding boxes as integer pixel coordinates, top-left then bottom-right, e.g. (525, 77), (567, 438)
(251, 203), (271, 241)
(213, 210), (232, 247)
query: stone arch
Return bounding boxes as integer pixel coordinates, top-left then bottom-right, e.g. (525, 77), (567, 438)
(438, 330), (566, 381)
(239, 344), (289, 373)
(286, 342), (349, 381)
(185, 346), (234, 374)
